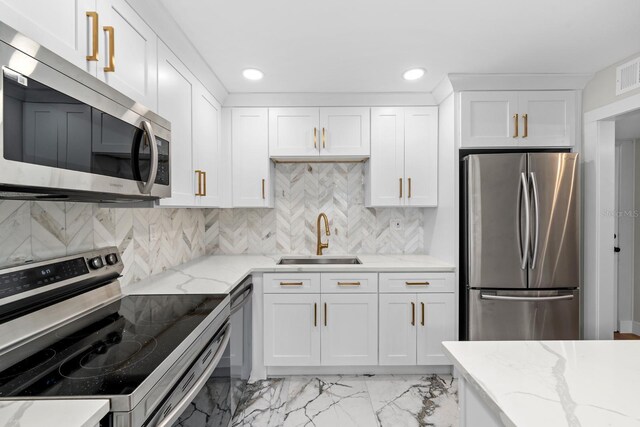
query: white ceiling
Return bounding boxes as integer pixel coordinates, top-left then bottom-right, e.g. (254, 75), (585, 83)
(616, 109), (640, 141)
(160, 0), (640, 94)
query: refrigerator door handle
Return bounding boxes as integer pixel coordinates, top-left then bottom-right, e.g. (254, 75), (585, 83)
(481, 294), (574, 302)
(529, 172), (540, 269)
(518, 172), (531, 270)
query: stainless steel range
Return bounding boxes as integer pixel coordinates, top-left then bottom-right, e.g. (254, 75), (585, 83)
(0, 248), (232, 427)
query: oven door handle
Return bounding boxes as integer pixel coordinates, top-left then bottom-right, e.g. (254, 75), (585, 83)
(155, 323), (231, 427)
(140, 120), (159, 194)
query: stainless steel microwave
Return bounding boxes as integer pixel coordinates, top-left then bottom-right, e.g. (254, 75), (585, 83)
(0, 22), (170, 203)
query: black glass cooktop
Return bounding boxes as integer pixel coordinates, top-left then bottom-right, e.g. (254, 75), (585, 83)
(0, 294), (226, 397)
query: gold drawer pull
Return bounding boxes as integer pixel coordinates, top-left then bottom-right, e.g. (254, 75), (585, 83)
(280, 281), (303, 286)
(522, 113), (528, 138)
(406, 281), (430, 286)
(324, 302), (327, 326)
(86, 11), (99, 61)
(314, 303), (317, 327)
(337, 281), (361, 286)
(411, 302), (415, 326)
(513, 113), (519, 138)
(421, 302), (425, 326)
(103, 26), (115, 72)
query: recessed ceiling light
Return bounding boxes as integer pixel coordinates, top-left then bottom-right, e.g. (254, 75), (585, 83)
(242, 68), (264, 81)
(402, 68), (426, 81)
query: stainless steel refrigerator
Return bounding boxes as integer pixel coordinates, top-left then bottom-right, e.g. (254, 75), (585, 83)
(462, 152), (580, 341)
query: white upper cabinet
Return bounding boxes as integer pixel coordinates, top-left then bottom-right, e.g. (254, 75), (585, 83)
(460, 91), (576, 148)
(193, 84), (223, 207)
(97, 0), (157, 109)
(366, 107), (438, 207)
(269, 108), (319, 158)
(232, 108), (274, 208)
(156, 42), (194, 207)
(404, 107), (438, 207)
(0, 0), (98, 73)
(319, 107), (370, 157)
(518, 91), (575, 147)
(268, 107), (370, 159)
(367, 108), (405, 206)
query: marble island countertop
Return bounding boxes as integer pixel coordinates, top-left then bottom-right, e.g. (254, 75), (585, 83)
(126, 254), (454, 295)
(444, 340), (640, 427)
(0, 399), (109, 427)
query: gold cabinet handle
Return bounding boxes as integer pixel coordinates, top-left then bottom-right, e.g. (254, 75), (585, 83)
(103, 26), (115, 72)
(411, 302), (415, 326)
(195, 170), (203, 196)
(522, 113), (528, 138)
(399, 178), (403, 198)
(313, 127), (317, 148)
(421, 302), (425, 326)
(408, 178), (412, 199)
(513, 113), (519, 138)
(314, 303), (317, 327)
(202, 171), (207, 196)
(261, 179), (265, 199)
(406, 281), (430, 286)
(324, 302), (327, 326)
(337, 281), (361, 286)
(279, 281), (303, 286)
(322, 127), (326, 148)
(86, 12), (99, 61)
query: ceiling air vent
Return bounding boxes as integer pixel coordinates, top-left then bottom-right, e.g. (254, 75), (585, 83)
(616, 57), (640, 95)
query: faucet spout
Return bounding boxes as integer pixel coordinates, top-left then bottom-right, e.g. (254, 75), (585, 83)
(316, 213), (330, 255)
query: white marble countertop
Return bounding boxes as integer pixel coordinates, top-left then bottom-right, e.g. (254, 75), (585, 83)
(443, 340), (640, 427)
(126, 254), (454, 295)
(0, 399), (109, 427)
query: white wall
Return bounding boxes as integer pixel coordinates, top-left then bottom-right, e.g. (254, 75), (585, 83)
(583, 51), (640, 113)
(423, 94), (457, 264)
(635, 141), (640, 324)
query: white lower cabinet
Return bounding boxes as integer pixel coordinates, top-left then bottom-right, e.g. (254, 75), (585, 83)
(321, 293), (378, 366)
(263, 293), (320, 366)
(379, 293), (455, 366)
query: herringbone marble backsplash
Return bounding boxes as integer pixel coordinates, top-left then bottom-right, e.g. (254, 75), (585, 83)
(0, 163), (424, 286)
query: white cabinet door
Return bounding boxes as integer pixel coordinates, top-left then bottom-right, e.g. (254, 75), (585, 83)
(97, 0), (157, 108)
(268, 108), (319, 158)
(193, 84), (222, 207)
(417, 294), (456, 365)
(319, 107), (370, 157)
(460, 91), (519, 148)
(518, 91), (575, 147)
(264, 294), (320, 366)
(404, 107), (438, 207)
(157, 41), (194, 207)
(321, 294), (378, 366)
(0, 0), (97, 73)
(379, 293), (416, 365)
(367, 108), (405, 207)
(232, 108), (273, 207)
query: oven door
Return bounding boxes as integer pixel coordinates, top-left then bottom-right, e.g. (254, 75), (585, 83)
(146, 322), (232, 427)
(0, 41), (171, 201)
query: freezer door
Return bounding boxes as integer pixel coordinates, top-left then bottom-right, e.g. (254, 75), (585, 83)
(465, 154), (528, 289)
(468, 289), (579, 340)
(527, 153), (580, 288)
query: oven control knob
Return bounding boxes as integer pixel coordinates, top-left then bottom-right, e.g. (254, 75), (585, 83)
(88, 257), (104, 270)
(105, 253), (118, 265)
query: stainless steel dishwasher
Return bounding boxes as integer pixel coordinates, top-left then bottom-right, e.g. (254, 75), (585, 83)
(230, 276), (253, 416)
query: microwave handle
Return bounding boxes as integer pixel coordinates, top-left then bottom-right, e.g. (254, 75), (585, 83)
(140, 121), (159, 194)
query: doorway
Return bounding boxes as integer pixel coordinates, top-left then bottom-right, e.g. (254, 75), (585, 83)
(613, 110), (640, 339)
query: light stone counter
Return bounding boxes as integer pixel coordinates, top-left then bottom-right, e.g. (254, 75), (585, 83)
(0, 399), (109, 427)
(125, 254), (455, 295)
(443, 340), (640, 427)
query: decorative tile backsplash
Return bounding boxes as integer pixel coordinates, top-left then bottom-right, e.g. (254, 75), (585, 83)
(0, 163), (424, 286)
(204, 163), (425, 256)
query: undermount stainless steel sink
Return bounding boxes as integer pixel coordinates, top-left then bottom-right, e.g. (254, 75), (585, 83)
(277, 257), (362, 265)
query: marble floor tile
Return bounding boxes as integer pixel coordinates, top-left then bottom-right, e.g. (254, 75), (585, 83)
(282, 376), (378, 427)
(232, 375), (458, 427)
(365, 374), (458, 427)
(233, 378), (290, 427)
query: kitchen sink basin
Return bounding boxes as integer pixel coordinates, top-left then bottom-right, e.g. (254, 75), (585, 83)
(277, 257), (362, 265)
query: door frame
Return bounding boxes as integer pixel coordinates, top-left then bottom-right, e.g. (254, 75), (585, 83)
(583, 92), (640, 339)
